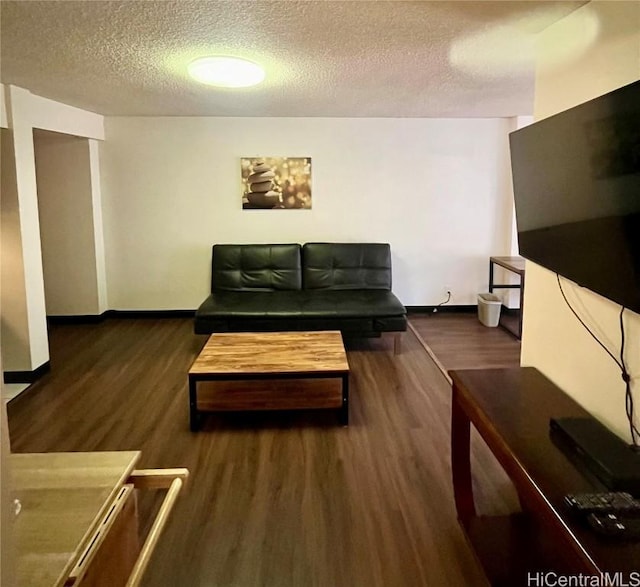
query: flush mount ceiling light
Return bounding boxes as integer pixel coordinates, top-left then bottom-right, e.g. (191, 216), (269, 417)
(188, 56), (265, 88)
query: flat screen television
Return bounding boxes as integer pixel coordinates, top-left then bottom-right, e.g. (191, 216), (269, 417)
(509, 80), (640, 314)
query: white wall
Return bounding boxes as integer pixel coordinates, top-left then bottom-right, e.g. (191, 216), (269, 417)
(89, 140), (108, 313)
(0, 84), (105, 139)
(1, 129), (32, 370)
(0, 89), (7, 129)
(495, 115), (533, 310)
(1, 381), (15, 587)
(33, 131), (103, 315)
(100, 117), (515, 310)
(28, 93), (104, 140)
(1, 86), (49, 372)
(522, 1), (640, 442)
(0, 84), (105, 376)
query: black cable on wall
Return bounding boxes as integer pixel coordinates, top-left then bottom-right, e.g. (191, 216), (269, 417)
(556, 274), (639, 448)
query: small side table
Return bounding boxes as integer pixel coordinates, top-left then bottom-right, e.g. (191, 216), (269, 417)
(489, 256), (525, 339)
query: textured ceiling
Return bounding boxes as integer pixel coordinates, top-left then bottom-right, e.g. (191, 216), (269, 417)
(0, 0), (587, 117)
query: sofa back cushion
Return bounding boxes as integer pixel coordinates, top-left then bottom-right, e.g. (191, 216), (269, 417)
(302, 243), (392, 290)
(212, 244), (302, 291)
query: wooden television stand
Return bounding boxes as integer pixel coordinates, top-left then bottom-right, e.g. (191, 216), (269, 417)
(450, 367), (640, 586)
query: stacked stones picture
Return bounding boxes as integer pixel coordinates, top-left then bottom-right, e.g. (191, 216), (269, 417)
(241, 157), (312, 209)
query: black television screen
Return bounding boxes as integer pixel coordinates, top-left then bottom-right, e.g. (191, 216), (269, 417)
(510, 80), (640, 314)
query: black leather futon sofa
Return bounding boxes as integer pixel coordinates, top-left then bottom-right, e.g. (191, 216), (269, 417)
(194, 243), (407, 344)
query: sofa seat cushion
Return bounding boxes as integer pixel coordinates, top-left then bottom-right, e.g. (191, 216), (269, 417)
(197, 291), (306, 318)
(300, 290), (405, 317)
(196, 290), (406, 320)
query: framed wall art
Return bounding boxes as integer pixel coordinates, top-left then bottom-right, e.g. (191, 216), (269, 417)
(241, 157), (312, 209)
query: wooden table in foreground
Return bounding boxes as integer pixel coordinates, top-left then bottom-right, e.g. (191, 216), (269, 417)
(450, 367), (640, 586)
(12, 451), (187, 587)
(188, 331), (350, 430)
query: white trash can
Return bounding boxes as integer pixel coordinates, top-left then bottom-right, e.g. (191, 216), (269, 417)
(477, 293), (502, 327)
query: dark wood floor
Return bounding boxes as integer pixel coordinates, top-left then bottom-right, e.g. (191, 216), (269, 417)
(7, 319), (518, 586)
(409, 313), (521, 374)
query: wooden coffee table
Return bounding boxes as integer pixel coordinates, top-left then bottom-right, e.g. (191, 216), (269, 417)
(188, 331), (350, 431)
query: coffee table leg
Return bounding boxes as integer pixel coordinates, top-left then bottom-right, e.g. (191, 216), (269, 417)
(339, 373), (349, 426)
(189, 378), (201, 432)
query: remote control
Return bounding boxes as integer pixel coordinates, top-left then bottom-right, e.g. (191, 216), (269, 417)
(587, 513), (640, 540)
(564, 492), (640, 516)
